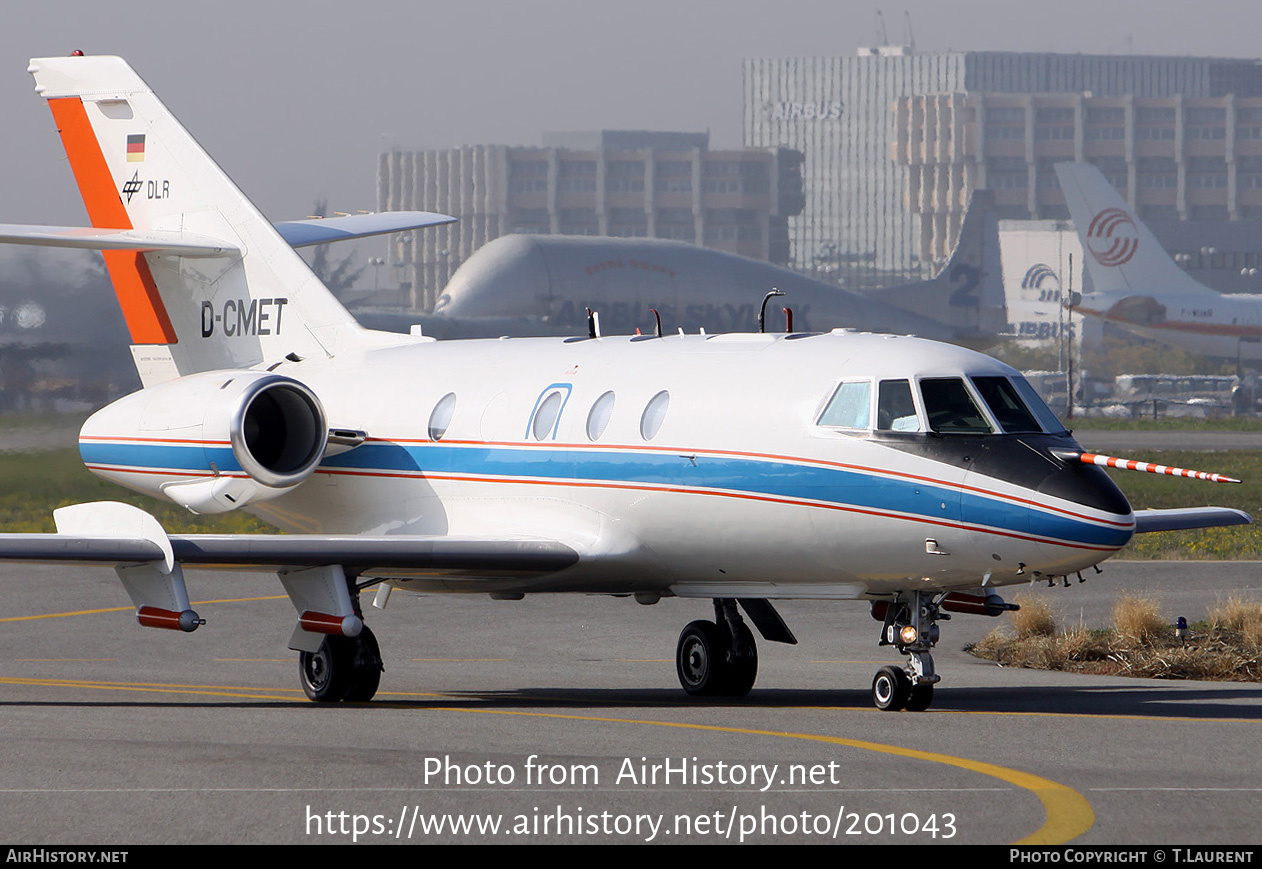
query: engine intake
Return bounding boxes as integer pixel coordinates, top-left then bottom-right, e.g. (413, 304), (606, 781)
(232, 377), (327, 488)
(80, 370), (329, 514)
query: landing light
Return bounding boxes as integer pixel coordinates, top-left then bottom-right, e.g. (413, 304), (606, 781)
(899, 625), (919, 645)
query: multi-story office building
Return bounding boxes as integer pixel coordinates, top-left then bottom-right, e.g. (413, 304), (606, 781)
(744, 49), (1262, 290)
(377, 131), (803, 311)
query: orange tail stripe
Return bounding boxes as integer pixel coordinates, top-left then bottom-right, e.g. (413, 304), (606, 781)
(47, 97), (177, 345)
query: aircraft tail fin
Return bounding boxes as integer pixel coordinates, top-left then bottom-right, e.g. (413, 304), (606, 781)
(28, 55), (397, 385)
(863, 189), (1007, 342)
(1054, 161), (1217, 298)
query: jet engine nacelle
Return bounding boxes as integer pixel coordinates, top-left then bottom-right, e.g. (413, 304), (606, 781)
(80, 370), (328, 514)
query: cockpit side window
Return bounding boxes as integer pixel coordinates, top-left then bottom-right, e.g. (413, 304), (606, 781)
(818, 381), (871, 429)
(972, 376), (1043, 433)
(1010, 376), (1069, 434)
(876, 379), (920, 432)
(920, 378), (992, 434)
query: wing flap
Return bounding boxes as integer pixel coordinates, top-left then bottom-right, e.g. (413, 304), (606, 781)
(1132, 507), (1253, 533)
(0, 503), (577, 576)
(0, 535), (165, 562)
(0, 532), (577, 576)
(168, 534), (578, 575)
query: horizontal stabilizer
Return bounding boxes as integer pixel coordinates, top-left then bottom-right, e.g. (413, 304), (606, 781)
(1132, 507), (1253, 533)
(0, 223), (238, 257)
(273, 211), (456, 247)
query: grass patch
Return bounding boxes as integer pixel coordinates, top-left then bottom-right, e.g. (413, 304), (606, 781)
(1106, 450), (1261, 560)
(0, 448), (272, 534)
(967, 595), (1262, 681)
(1070, 417), (1262, 432)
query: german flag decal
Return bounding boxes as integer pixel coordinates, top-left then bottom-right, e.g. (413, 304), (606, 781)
(126, 133), (145, 162)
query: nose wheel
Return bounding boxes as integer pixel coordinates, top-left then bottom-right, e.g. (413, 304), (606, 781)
(872, 665), (910, 710)
(676, 599), (758, 696)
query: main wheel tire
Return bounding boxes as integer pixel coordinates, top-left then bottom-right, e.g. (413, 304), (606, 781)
(905, 681), (934, 712)
(721, 622), (758, 697)
(872, 665), (910, 711)
(676, 620), (727, 696)
(299, 635), (355, 702)
(342, 625), (384, 702)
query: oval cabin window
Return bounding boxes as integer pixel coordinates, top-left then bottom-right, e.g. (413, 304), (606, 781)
(428, 392), (457, 441)
(532, 390), (564, 441)
(586, 391), (615, 441)
(639, 390), (670, 440)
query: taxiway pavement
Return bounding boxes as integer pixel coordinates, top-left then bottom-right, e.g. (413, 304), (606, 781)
(0, 561), (1258, 845)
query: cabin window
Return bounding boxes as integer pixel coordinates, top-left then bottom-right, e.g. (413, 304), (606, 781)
(818, 381), (871, 429)
(428, 392), (457, 441)
(587, 391), (616, 441)
(920, 378), (992, 434)
(640, 391), (670, 440)
(876, 380), (919, 432)
(972, 376), (1043, 433)
(531, 390), (565, 441)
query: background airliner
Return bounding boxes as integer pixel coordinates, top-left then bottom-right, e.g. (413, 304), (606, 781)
(1056, 161), (1262, 361)
(384, 191), (1006, 346)
(0, 56), (1246, 712)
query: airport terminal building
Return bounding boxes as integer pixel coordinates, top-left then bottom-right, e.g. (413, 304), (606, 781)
(377, 131), (803, 310)
(744, 49), (1262, 291)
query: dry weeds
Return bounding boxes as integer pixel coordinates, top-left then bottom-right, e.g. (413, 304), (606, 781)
(1208, 596), (1262, 652)
(1008, 592), (1056, 639)
(1112, 594), (1170, 648)
(965, 594), (1262, 682)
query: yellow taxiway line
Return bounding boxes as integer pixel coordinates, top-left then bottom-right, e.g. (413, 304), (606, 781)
(0, 674), (1091, 844)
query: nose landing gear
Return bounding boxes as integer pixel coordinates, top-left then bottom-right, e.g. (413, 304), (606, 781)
(871, 590), (943, 711)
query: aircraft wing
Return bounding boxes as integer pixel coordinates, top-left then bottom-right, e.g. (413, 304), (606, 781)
(0, 532), (578, 578)
(0, 223), (238, 257)
(1132, 507), (1253, 533)
(273, 212), (457, 247)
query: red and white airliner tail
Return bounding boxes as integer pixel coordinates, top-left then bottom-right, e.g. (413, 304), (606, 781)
(1055, 161), (1262, 360)
(1055, 162), (1219, 299)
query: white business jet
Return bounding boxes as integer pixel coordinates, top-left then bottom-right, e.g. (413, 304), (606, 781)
(1056, 161), (1262, 361)
(0, 56), (1249, 711)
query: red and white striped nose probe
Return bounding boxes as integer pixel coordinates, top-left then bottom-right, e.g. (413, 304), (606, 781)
(1052, 449), (1241, 484)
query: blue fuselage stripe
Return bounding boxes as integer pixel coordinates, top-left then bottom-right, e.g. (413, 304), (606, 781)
(80, 440), (1133, 547)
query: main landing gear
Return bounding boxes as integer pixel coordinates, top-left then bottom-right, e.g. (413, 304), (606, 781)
(871, 590), (942, 712)
(289, 567), (384, 703)
(299, 625), (384, 702)
(676, 599), (758, 696)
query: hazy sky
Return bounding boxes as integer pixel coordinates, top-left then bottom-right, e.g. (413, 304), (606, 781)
(2, 0), (1261, 226)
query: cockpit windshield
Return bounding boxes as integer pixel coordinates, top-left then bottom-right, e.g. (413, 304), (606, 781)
(971, 376), (1044, 433)
(1007, 376), (1068, 434)
(876, 380), (918, 432)
(817, 374), (1066, 437)
(920, 378), (991, 434)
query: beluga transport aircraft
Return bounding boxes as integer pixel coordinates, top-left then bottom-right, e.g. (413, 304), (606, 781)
(0, 55), (1250, 711)
(1056, 160), (1262, 361)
